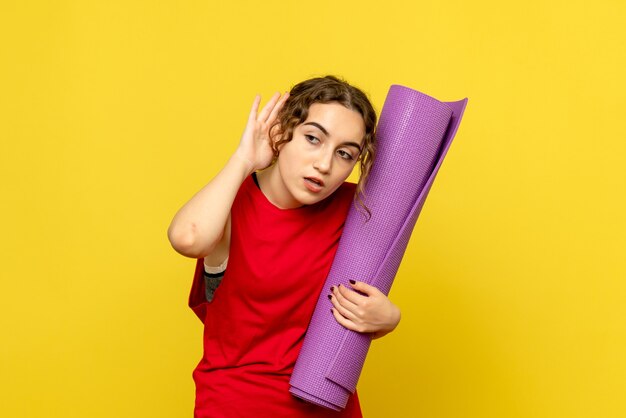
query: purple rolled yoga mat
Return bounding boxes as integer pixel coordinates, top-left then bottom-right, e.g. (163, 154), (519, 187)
(289, 85), (468, 410)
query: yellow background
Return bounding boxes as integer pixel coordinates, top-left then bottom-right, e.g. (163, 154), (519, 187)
(1, 1), (624, 417)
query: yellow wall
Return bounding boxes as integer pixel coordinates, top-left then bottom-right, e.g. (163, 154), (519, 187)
(1, 1), (624, 417)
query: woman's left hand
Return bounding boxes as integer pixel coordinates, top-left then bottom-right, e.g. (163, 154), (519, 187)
(329, 281), (401, 340)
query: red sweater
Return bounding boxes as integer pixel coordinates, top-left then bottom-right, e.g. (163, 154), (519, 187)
(188, 174), (363, 418)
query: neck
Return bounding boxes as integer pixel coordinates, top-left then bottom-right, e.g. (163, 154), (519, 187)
(256, 165), (303, 209)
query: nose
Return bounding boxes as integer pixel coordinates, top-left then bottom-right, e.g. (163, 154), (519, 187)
(313, 147), (333, 174)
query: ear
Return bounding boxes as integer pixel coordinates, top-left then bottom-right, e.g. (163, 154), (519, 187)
(270, 123), (288, 153)
(269, 122), (281, 142)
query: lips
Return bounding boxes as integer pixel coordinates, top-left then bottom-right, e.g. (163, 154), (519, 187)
(304, 177), (325, 187)
(304, 177), (324, 192)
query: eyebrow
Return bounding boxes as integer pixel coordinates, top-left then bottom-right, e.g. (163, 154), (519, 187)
(303, 122), (363, 152)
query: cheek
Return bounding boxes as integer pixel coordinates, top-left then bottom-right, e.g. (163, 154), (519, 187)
(328, 165), (357, 190)
(330, 168), (352, 188)
(338, 161), (357, 177)
(284, 143), (310, 166)
(277, 149), (302, 178)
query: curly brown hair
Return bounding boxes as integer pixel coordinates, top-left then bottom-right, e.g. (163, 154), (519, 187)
(268, 75), (377, 220)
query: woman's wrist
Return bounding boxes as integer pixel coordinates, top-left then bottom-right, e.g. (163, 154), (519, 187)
(230, 151), (255, 178)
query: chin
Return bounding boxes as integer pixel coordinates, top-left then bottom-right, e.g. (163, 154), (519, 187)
(305, 191), (334, 206)
(288, 179), (336, 206)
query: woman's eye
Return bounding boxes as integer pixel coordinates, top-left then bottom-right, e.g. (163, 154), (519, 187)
(305, 134), (319, 144)
(337, 150), (354, 161)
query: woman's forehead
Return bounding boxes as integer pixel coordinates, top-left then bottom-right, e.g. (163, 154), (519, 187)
(302, 102), (365, 142)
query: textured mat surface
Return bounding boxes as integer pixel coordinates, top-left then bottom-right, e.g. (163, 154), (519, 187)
(289, 85), (468, 410)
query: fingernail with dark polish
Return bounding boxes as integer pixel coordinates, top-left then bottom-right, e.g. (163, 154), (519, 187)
(327, 294), (332, 300)
(349, 279), (356, 285)
(330, 286), (335, 292)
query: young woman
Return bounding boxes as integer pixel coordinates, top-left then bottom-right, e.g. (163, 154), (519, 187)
(168, 76), (401, 417)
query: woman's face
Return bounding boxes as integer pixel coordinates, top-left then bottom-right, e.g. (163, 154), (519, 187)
(273, 101), (365, 208)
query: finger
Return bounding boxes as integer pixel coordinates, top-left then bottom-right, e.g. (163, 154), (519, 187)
(257, 92), (281, 123)
(333, 285), (358, 313)
(335, 283), (368, 306)
(328, 291), (358, 321)
(330, 307), (364, 333)
(266, 92), (289, 124)
(247, 95), (261, 124)
(348, 280), (383, 297)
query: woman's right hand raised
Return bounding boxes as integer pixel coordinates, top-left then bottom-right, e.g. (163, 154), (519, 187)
(234, 91), (290, 174)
